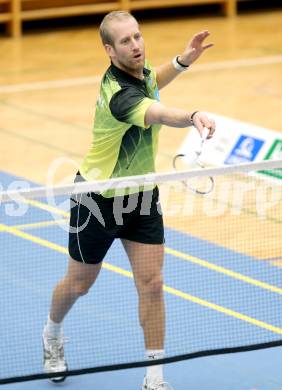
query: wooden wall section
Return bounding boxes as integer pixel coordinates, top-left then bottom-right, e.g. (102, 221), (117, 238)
(1, 1), (278, 38)
(1, 0), (236, 37)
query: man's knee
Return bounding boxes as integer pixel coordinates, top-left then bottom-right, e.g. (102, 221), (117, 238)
(66, 277), (93, 297)
(143, 275), (163, 296)
(73, 283), (90, 297)
(65, 257), (102, 297)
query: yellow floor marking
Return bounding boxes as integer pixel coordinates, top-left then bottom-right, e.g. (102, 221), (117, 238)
(6, 215), (282, 296)
(23, 199), (69, 217)
(12, 219), (67, 230)
(165, 247), (282, 295)
(1, 222), (282, 335)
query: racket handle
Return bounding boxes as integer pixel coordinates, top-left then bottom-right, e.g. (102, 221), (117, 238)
(201, 127), (210, 140)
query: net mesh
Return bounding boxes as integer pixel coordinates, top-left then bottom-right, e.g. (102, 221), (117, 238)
(1, 159), (282, 384)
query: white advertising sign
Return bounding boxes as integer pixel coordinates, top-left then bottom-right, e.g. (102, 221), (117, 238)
(179, 113), (282, 181)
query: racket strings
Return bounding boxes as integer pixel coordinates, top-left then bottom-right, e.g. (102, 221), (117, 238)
(173, 127), (215, 195)
(173, 154), (215, 195)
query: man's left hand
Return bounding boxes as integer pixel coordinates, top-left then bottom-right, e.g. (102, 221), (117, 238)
(178, 31), (214, 66)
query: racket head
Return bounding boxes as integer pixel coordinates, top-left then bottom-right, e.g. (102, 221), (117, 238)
(173, 153), (215, 195)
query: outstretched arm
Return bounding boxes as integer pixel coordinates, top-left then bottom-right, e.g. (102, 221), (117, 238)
(144, 102), (215, 138)
(156, 30), (213, 90)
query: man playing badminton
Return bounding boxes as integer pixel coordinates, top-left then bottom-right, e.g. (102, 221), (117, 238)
(42, 10), (215, 390)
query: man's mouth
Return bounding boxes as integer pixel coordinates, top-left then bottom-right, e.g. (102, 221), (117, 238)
(133, 53), (142, 59)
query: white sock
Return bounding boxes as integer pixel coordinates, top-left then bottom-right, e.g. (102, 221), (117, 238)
(145, 349), (164, 383)
(44, 315), (62, 338)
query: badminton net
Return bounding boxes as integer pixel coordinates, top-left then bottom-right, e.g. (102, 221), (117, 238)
(1, 158), (282, 384)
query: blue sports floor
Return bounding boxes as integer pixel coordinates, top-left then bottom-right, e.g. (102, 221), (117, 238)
(1, 171), (282, 390)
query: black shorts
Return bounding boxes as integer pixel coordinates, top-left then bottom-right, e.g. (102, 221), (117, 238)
(68, 173), (164, 264)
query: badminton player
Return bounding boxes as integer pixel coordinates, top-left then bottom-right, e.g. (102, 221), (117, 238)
(42, 10), (215, 390)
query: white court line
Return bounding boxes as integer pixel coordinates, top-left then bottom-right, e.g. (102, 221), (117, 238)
(0, 75), (102, 94)
(0, 55), (282, 94)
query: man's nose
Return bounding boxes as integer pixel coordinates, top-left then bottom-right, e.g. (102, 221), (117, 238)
(131, 39), (139, 49)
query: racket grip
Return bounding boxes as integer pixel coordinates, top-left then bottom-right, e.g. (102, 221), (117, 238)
(201, 127), (210, 140)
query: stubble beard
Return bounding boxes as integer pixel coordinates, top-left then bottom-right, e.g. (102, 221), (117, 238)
(115, 50), (145, 77)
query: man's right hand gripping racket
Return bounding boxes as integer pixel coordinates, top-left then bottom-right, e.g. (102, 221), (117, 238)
(173, 127), (215, 195)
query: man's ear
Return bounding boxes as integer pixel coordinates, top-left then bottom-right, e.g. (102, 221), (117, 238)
(105, 44), (115, 59)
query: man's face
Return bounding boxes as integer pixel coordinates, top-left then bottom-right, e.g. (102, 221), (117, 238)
(105, 17), (145, 75)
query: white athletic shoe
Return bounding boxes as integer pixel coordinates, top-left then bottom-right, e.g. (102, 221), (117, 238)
(141, 376), (173, 390)
(42, 326), (68, 382)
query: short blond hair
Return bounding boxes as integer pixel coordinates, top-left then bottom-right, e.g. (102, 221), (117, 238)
(99, 11), (137, 46)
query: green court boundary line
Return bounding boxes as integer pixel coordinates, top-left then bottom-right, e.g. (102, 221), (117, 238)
(1, 222), (282, 336)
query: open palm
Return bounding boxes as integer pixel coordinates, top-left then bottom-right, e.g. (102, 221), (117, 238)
(181, 30), (213, 65)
